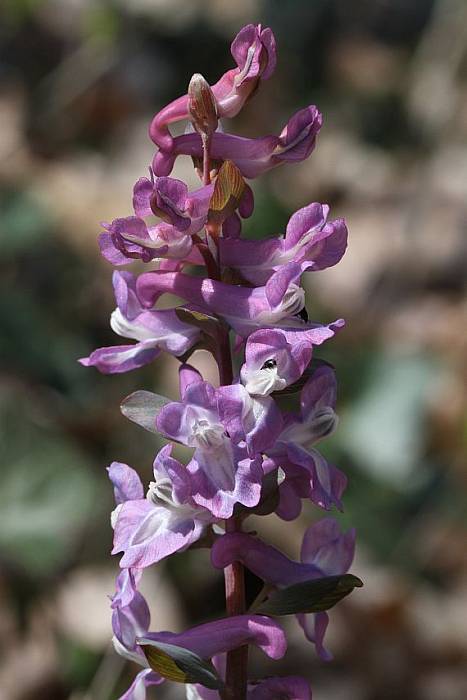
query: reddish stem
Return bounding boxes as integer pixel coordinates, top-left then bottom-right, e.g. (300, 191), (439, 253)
(197, 132), (248, 697)
(224, 517), (248, 700)
(217, 328), (248, 700)
(202, 133), (212, 186)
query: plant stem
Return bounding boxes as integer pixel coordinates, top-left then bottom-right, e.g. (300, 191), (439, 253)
(224, 515), (248, 700)
(203, 143), (247, 698)
(202, 133), (211, 186)
(217, 327), (248, 700)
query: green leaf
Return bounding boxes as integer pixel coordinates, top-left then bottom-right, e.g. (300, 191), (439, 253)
(138, 639), (222, 690)
(120, 390), (170, 433)
(257, 574), (363, 616)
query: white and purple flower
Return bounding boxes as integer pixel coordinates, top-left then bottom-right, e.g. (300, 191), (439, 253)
(110, 449), (214, 569)
(155, 365), (269, 518)
(79, 271), (200, 373)
(150, 24), (276, 152)
(264, 365), (346, 517)
(80, 20), (359, 700)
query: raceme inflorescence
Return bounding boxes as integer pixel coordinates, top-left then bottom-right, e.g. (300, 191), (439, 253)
(81, 23), (362, 700)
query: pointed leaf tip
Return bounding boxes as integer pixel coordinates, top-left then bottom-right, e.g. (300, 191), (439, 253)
(120, 390), (171, 433)
(138, 639), (222, 690)
(257, 574), (363, 616)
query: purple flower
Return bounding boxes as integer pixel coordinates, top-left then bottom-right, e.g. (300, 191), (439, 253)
(110, 446), (214, 569)
(217, 382), (283, 456)
(265, 365), (346, 517)
(278, 364), (339, 446)
(98, 175), (214, 266)
(211, 532), (322, 588)
(111, 570), (150, 662)
(110, 570), (163, 699)
(108, 462), (145, 505)
(137, 262), (307, 336)
(211, 518), (355, 661)
(298, 518), (355, 661)
(239, 328), (315, 396)
(220, 202), (348, 285)
(153, 106), (322, 179)
(156, 365), (264, 518)
(134, 175), (214, 232)
(79, 271), (200, 373)
(141, 614), (287, 662)
(100, 174), (254, 265)
(149, 24), (276, 151)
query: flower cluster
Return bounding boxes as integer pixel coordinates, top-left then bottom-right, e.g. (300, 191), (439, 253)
(82, 24), (361, 700)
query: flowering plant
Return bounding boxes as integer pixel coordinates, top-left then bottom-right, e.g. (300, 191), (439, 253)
(82, 23), (362, 700)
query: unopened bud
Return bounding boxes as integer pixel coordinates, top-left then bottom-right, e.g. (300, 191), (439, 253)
(188, 73), (218, 139)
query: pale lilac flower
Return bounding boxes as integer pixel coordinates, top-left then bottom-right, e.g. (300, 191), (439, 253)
(135, 176), (213, 232)
(119, 614), (286, 700)
(98, 216), (194, 265)
(211, 518), (355, 661)
(239, 327), (323, 396)
(111, 570), (163, 699)
(100, 174), (254, 265)
(111, 446), (214, 569)
(220, 202), (348, 285)
(79, 271), (200, 373)
(153, 106), (322, 178)
(156, 366), (264, 518)
(150, 24), (276, 151)
(298, 518), (355, 661)
(108, 461), (145, 505)
(111, 577), (289, 700)
(217, 381), (283, 456)
(137, 263), (345, 340)
(264, 365), (346, 517)
(141, 614), (287, 662)
(277, 364), (339, 447)
(99, 174), (214, 265)
(137, 262), (308, 336)
(82, 20), (358, 699)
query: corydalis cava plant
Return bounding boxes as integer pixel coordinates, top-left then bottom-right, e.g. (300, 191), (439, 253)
(81, 23), (362, 700)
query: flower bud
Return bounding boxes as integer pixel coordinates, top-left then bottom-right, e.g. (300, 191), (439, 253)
(188, 73), (218, 139)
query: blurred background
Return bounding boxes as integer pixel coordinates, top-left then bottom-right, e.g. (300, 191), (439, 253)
(1, 0), (466, 698)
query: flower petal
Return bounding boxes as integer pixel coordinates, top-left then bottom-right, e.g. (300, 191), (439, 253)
(211, 533), (321, 587)
(142, 614), (286, 661)
(108, 462), (144, 504)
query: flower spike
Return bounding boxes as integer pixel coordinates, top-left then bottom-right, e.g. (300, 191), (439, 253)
(81, 22), (359, 700)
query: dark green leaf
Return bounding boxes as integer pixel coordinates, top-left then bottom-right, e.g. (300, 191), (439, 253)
(120, 390), (170, 433)
(138, 639), (222, 690)
(257, 574), (363, 616)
